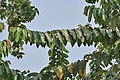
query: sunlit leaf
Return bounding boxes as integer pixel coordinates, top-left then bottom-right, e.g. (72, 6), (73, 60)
(67, 64), (73, 74)
(56, 65), (63, 80)
(27, 30), (34, 45)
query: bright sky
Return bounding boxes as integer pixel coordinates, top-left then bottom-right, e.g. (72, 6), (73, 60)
(1, 0), (95, 72)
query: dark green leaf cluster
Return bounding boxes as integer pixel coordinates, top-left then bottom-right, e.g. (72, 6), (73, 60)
(8, 26), (119, 48)
(6, 25), (120, 80)
(0, 0), (39, 26)
(84, 0), (120, 29)
(0, 40), (25, 59)
(0, 60), (41, 80)
(0, 59), (87, 80)
(85, 40), (120, 80)
(48, 43), (69, 67)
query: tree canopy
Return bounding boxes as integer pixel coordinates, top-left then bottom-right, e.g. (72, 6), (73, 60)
(0, 0), (120, 80)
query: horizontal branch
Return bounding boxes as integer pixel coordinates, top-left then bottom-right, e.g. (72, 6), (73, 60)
(8, 26), (120, 48)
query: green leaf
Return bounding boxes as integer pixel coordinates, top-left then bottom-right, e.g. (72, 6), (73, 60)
(8, 27), (17, 42)
(112, 64), (119, 73)
(16, 52), (25, 59)
(22, 29), (28, 43)
(77, 38), (82, 47)
(27, 30), (34, 45)
(76, 29), (85, 43)
(88, 5), (95, 22)
(85, 0), (97, 4)
(93, 8), (97, 19)
(33, 31), (39, 43)
(68, 29), (77, 47)
(34, 8), (39, 15)
(73, 62), (78, 77)
(115, 39), (120, 45)
(5, 67), (13, 80)
(0, 47), (2, 58)
(89, 60), (95, 69)
(106, 29), (113, 38)
(114, 43), (120, 53)
(44, 32), (52, 47)
(56, 30), (67, 46)
(62, 53), (69, 58)
(92, 28), (100, 41)
(2, 42), (8, 57)
(84, 6), (90, 16)
(63, 59), (69, 64)
(61, 30), (70, 43)
(15, 28), (22, 43)
(56, 31), (64, 43)
(102, 10), (106, 21)
(82, 28), (92, 41)
(100, 9), (106, 25)
(102, 52), (109, 67)
(94, 8), (100, 24)
(0, 64), (6, 78)
(27, 72), (38, 77)
(17, 73), (24, 80)
(32, 31), (40, 48)
(93, 9), (98, 24)
(0, 42), (4, 58)
(76, 29), (83, 47)
(0, 22), (4, 33)
(100, 29), (106, 37)
(68, 29), (76, 40)
(39, 32), (46, 47)
(62, 45), (69, 53)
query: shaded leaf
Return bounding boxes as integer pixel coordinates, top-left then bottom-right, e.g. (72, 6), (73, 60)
(68, 29), (77, 47)
(0, 22), (4, 33)
(44, 31), (52, 47)
(84, 6), (90, 16)
(88, 5), (95, 22)
(39, 32), (46, 47)
(15, 28), (22, 43)
(33, 31), (40, 48)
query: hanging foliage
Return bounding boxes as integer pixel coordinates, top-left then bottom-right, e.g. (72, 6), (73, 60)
(0, 0), (119, 80)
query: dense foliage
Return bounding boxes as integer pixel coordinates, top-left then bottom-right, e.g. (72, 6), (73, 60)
(0, 0), (120, 80)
